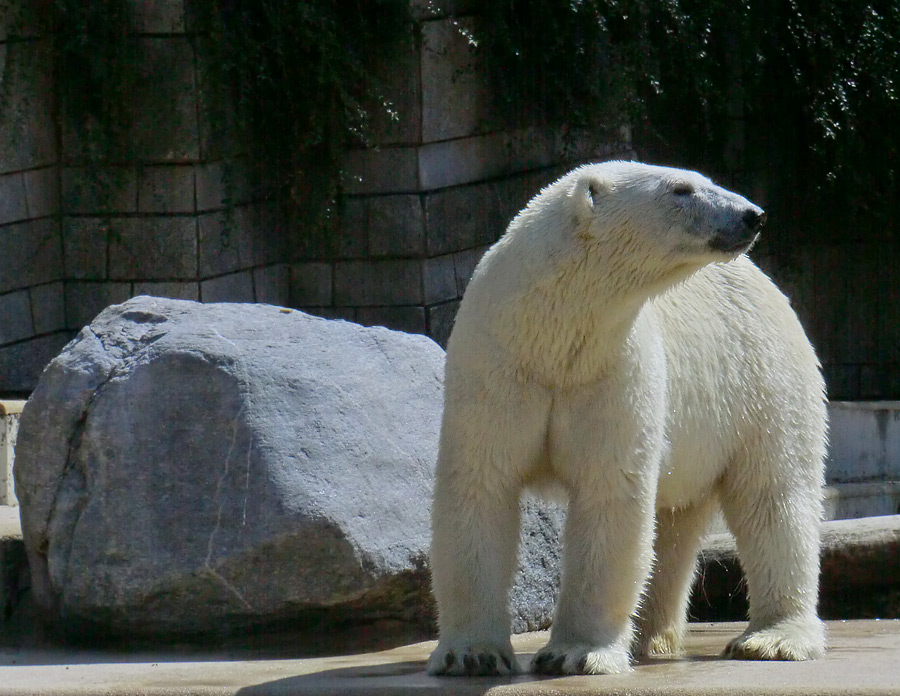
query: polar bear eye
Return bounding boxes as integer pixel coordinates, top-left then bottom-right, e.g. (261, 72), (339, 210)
(672, 183), (694, 196)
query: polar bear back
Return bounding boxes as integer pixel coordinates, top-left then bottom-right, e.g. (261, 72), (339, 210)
(652, 254), (826, 510)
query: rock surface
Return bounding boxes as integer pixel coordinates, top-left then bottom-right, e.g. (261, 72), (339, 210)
(14, 297), (562, 642)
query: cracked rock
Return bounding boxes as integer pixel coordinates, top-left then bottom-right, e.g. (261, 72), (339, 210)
(14, 296), (562, 643)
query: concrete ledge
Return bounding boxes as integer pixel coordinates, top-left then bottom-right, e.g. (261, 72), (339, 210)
(1, 620), (899, 695)
(0, 400), (25, 505)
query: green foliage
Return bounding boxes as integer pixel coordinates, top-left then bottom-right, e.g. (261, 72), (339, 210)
(50, 0), (137, 160)
(478, 1), (900, 214)
(196, 0), (413, 238)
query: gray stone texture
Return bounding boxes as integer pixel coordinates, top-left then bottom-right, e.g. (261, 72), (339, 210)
(426, 300), (459, 349)
(131, 37), (200, 162)
(452, 245), (489, 295)
(199, 211), (253, 278)
(133, 0), (186, 34)
(29, 282), (66, 335)
(138, 166), (196, 214)
(61, 168), (138, 215)
(356, 306), (427, 335)
(252, 264), (289, 307)
(23, 167), (59, 219)
(0, 40), (56, 175)
(420, 17), (487, 143)
(108, 217), (198, 280)
(341, 148), (418, 196)
(424, 183), (503, 256)
(13, 297), (563, 639)
(0, 220), (63, 294)
(0, 173), (28, 226)
(62, 218), (109, 280)
(0, 333), (71, 393)
(132, 282), (200, 302)
(0, 290), (33, 344)
(200, 271), (254, 303)
(65, 282), (133, 330)
(368, 196), (425, 257)
(334, 260), (422, 306)
(422, 255), (457, 305)
(290, 263), (333, 307)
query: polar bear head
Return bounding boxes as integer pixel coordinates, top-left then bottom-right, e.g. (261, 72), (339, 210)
(567, 161), (765, 267)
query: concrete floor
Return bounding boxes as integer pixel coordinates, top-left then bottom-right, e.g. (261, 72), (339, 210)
(1, 621), (899, 695)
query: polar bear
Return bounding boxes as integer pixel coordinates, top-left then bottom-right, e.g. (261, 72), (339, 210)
(427, 161), (827, 676)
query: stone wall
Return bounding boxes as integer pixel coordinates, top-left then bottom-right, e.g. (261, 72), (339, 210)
(0, 5), (67, 393)
(0, 1), (628, 394)
(4, 1), (891, 400)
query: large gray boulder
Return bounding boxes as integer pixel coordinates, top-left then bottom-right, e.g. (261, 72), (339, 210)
(15, 297), (561, 642)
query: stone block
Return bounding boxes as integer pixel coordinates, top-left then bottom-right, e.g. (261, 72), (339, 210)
(825, 402), (900, 483)
(198, 211), (252, 278)
(453, 245), (488, 295)
(341, 147), (418, 195)
(423, 255), (457, 304)
(334, 260), (422, 306)
(109, 217), (198, 280)
(132, 281), (200, 301)
(426, 300), (459, 348)
(810, 245), (880, 366)
(0, 333), (70, 393)
(0, 40), (56, 174)
(133, 0), (186, 34)
(492, 168), (557, 228)
(243, 204), (286, 266)
(421, 17), (486, 143)
(61, 167), (138, 215)
(0, 173), (28, 226)
(23, 166), (59, 219)
(356, 306), (426, 335)
(138, 165), (196, 213)
(201, 271), (254, 303)
(65, 282), (133, 330)
(0, 401), (24, 505)
(0, 290), (33, 345)
(336, 197), (368, 259)
(30, 282), (66, 335)
(424, 183), (500, 256)
(196, 160), (251, 211)
(822, 364), (860, 402)
(0, 219), (63, 294)
(290, 263), (333, 307)
(860, 364), (900, 401)
(368, 195), (425, 257)
(418, 133), (510, 191)
(365, 37), (421, 146)
(131, 37), (200, 161)
(0, 0), (43, 40)
(62, 218), (109, 280)
(253, 264), (289, 306)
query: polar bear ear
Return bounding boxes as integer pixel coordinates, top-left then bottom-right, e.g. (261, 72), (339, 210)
(578, 175), (611, 212)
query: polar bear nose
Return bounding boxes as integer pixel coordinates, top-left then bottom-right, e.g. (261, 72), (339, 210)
(742, 209), (767, 232)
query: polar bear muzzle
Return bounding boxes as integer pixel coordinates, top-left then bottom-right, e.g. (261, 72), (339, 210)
(708, 206), (766, 254)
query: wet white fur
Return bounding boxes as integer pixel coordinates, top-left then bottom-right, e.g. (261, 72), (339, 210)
(428, 161), (826, 676)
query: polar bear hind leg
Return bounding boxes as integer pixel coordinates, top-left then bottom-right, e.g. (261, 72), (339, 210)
(719, 457), (825, 661)
(637, 498), (718, 657)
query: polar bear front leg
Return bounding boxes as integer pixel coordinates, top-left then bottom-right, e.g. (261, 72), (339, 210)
(719, 475), (825, 661)
(427, 375), (551, 676)
(532, 486), (657, 675)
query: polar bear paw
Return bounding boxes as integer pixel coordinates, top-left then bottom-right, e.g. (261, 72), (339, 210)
(723, 618), (826, 661)
(531, 642), (633, 675)
(638, 627), (684, 658)
(427, 640), (519, 676)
